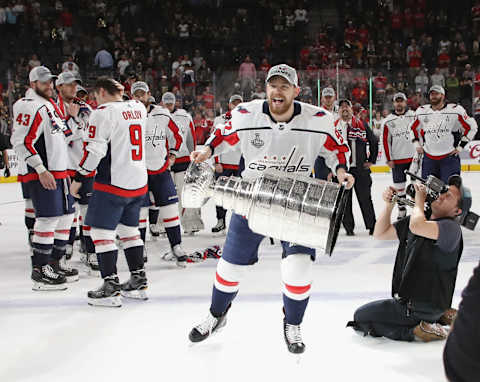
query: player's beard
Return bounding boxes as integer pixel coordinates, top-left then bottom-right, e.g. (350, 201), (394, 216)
(430, 95), (443, 107)
(267, 95), (293, 115)
(395, 106), (405, 114)
(34, 85), (52, 100)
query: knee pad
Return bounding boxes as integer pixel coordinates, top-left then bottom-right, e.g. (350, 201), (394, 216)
(281, 254), (313, 301)
(90, 227), (117, 253)
(117, 224), (143, 249)
(214, 258), (248, 294)
(393, 182), (406, 194)
(24, 199), (35, 219)
(33, 217), (59, 245)
(139, 207), (148, 229)
(54, 213), (75, 241)
(159, 203), (180, 228)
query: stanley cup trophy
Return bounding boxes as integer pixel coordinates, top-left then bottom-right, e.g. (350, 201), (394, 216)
(182, 162), (349, 255)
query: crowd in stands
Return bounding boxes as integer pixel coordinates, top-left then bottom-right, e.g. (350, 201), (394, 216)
(0, 0), (480, 145)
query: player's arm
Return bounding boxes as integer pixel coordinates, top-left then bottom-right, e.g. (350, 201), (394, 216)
(318, 114), (353, 188)
(165, 116), (182, 156)
(382, 120), (393, 167)
(373, 186), (399, 240)
(455, 106), (478, 150)
(409, 112), (423, 153)
(75, 109), (112, 176)
(192, 112), (241, 162)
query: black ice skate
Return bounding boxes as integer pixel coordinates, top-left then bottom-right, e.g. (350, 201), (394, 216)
(49, 257), (79, 283)
(211, 219), (226, 235)
(120, 269), (148, 300)
(87, 275), (122, 307)
(283, 319), (306, 354)
(189, 306), (230, 343)
(31, 264), (68, 291)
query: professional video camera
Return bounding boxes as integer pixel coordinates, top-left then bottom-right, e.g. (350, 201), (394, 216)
(392, 171), (479, 231)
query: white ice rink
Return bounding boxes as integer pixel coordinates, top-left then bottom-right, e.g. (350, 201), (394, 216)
(1, 173), (479, 382)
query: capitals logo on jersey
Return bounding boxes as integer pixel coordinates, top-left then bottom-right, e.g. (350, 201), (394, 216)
(247, 146), (310, 173)
(314, 111), (326, 117)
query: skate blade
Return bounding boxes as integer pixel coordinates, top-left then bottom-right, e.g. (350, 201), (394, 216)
(121, 289), (148, 300)
(66, 274), (80, 283)
(188, 325), (225, 347)
(32, 282), (68, 291)
(88, 295), (122, 307)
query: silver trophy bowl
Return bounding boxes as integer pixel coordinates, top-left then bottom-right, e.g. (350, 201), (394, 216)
(182, 162), (348, 255)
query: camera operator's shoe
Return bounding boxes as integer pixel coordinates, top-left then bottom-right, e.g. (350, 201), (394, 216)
(438, 308), (457, 326)
(413, 321), (448, 342)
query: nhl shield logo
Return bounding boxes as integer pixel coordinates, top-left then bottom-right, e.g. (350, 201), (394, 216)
(251, 133), (264, 148)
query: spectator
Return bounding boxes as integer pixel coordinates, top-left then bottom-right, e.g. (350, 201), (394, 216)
(414, 68), (429, 95)
(28, 54), (41, 71)
(238, 55), (256, 96)
(94, 46), (114, 70)
(446, 71), (460, 102)
(430, 67), (445, 88)
(62, 56), (80, 76)
(406, 39), (422, 77)
(117, 53), (130, 76)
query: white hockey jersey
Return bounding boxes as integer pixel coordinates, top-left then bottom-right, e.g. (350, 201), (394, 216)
(145, 105), (183, 174)
(205, 100), (349, 180)
(78, 100), (148, 196)
(54, 95), (94, 174)
(213, 111), (242, 169)
(171, 108), (195, 164)
(409, 103), (478, 159)
(11, 88), (70, 182)
(382, 110), (416, 163)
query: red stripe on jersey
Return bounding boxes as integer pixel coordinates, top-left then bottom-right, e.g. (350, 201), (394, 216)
(216, 272), (239, 287)
(34, 231), (54, 237)
(25, 208), (35, 213)
(163, 216), (179, 223)
(168, 119), (183, 151)
(93, 182), (148, 198)
(93, 239), (115, 246)
(410, 119), (420, 140)
(139, 219), (147, 223)
(21, 170), (69, 183)
(79, 144), (89, 168)
(393, 158), (413, 165)
(383, 125), (391, 161)
(458, 114), (471, 136)
(24, 111), (43, 155)
(323, 135), (348, 165)
(55, 229), (71, 235)
(220, 164), (240, 170)
(425, 151), (455, 160)
(83, 226), (91, 231)
(174, 156), (191, 163)
(120, 235), (141, 242)
(210, 129), (224, 148)
(284, 283), (311, 295)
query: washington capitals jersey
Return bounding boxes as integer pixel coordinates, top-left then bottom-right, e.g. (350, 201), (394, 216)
(145, 105), (182, 174)
(78, 100), (148, 197)
(382, 110), (416, 163)
(409, 103), (478, 158)
(11, 88), (70, 181)
(205, 100), (349, 180)
(213, 111), (242, 168)
(171, 108), (195, 164)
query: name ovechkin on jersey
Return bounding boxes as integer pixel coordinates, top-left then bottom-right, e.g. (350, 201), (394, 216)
(247, 146), (310, 173)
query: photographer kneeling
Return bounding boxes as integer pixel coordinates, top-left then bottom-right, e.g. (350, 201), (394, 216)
(348, 176), (465, 342)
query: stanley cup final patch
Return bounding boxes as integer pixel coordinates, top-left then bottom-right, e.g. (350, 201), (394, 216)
(251, 133), (265, 148)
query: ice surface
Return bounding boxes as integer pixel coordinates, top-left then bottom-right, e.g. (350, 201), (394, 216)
(1, 173), (479, 382)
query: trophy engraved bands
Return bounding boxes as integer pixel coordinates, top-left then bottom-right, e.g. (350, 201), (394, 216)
(183, 162), (348, 255)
